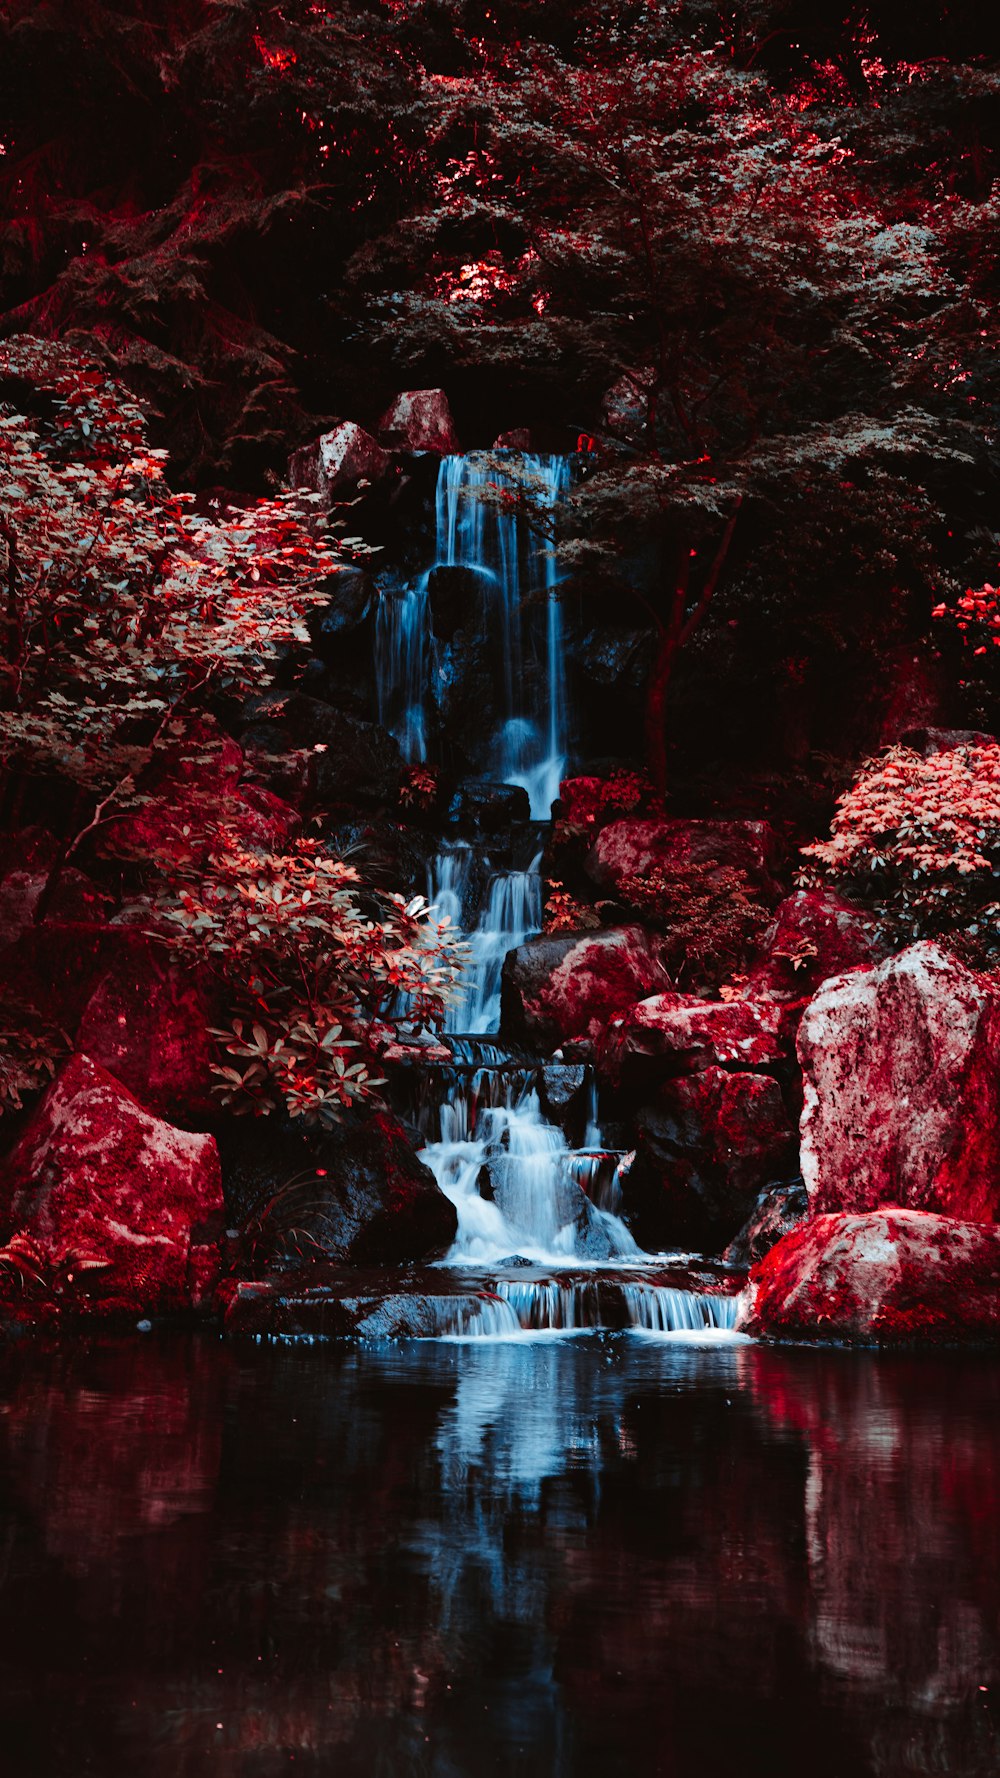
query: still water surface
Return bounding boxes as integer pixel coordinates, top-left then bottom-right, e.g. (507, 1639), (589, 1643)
(0, 1333), (995, 1777)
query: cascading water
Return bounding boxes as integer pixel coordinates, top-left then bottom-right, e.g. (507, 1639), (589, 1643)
(375, 452), (573, 816)
(372, 449), (745, 1336)
(429, 846), (542, 1035)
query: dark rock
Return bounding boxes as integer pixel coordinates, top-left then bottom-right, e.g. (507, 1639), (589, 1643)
(251, 694), (402, 805)
(501, 927), (671, 1051)
(308, 568), (375, 652)
(219, 1111), (457, 1268)
(539, 1063), (588, 1113)
(723, 1180), (810, 1268)
(572, 626), (655, 694)
(899, 725), (996, 757)
(427, 565), (491, 640)
(322, 816), (431, 898)
(739, 1209), (1000, 1347)
(625, 1067), (796, 1253)
(447, 779), (531, 834)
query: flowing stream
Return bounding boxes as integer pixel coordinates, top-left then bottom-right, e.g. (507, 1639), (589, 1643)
(377, 451), (742, 1338)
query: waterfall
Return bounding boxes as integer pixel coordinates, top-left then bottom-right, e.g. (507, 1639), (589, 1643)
(422, 1083), (640, 1265)
(375, 452), (573, 815)
(374, 574), (430, 763)
(429, 846), (542, 1035)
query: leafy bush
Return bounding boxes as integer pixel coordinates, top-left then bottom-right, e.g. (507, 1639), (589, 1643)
(157, 833), (467, 1126)
(801, 743), (1000, 955)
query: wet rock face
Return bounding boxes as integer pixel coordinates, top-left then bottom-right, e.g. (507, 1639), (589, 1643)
(740, 1209), (1000, 1346)
(724, 1180), (810, 1268)
(376, 389), (460, 455)
(0, 1053), (223, 1317)
(798, 942), (1000, 1223)
(220, 1111), (457, 1269)
(447, 779), (531, 834)
(625, 1066), (797, 1253)
(501, 927), (671, 1051)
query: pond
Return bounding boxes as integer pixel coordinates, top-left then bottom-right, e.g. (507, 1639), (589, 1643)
(0, 1332), (995, 1777)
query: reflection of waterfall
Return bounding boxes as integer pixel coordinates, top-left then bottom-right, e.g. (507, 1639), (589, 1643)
(375, 452), (573, 817)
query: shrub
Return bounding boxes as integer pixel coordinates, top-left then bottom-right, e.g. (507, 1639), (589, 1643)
(801, 743), (1000, 956)
(156, 833), (467, 1126)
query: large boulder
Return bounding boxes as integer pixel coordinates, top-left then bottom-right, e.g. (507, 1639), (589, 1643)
(377, 389), (460, 456)
(625, 1066), (797, 1253)
(288, 422), (391, 500)
(586, 817), (784, 905)
(723, 1180), (810, 1268)
(740, 889), (891, 1003)
(220, 1111), (457, 1268)
(739, 1209), (1000, 1346)
(600, 992), (788, 1086)
(0, 1053), (223, 1316)
(798, 942), (1000, 1223)
(501, 927), (671, 1051)
(75, 947), (218, 1126)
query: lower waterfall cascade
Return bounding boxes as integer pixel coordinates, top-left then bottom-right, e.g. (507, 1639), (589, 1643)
(374, 450), (747, 1340)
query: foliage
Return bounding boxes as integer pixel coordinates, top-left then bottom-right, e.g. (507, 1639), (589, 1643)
(616, 860), (769, 986)
(553, 770), (661, 848)
(398, 762), (440, 811)
(156, 833), (467, 1126)
(933, 583), (1000, 659)
(0, 998), (68, 1115)
(0, 334), (363, 837)
(801, 743), (1000, 955)
(542, 881), (601, 935)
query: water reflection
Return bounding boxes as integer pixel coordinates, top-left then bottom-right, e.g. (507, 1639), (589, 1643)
(0, 1334), (994, 1776)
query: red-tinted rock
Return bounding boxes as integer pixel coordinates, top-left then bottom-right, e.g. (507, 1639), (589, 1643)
(600, 992), (788, 1085)
(798, 942), (1000, 1223)
(377, 389), (460, 455)
(0, 828), (60, 940)
(625, 1065), (797, 1252)
(740, 889), (891, 1003)
(289, 422), (392, 499)
(500, 927), (671, 1051)
(740, 1209), (1000, 1346)
(0, 1054), (223, 1316)
(75, 947), (218, 1126)
(586, 817), (784, 904)
(0, 923), (141, 1029)
(898, 725), (996, 757)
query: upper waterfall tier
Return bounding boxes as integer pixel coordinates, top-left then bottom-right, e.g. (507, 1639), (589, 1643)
(376, 452), (573, 819)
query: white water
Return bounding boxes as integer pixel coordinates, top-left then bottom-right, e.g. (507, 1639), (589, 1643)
(375, 451), (740, 1331)
(429, 845), (542, 1035)
(417, 1279), (744, 1341)
(375, 452), (573, 817)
